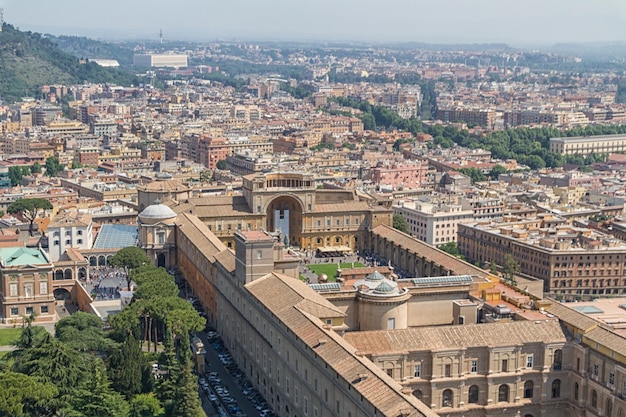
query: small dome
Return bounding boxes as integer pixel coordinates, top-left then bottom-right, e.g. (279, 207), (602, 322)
(365, 271), (386, 281)
(139, 202), (177, 220)
(318, 273), (329, 283)
(374, 281), (396, 294)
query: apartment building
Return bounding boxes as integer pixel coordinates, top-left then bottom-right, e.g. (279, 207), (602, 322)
(458, 215), (626, 298)
(371, 162), (429, 190)
(393, 200), (474, 245)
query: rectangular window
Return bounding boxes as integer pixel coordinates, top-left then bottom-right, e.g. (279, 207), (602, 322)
(26, 307), (33, 315)
(257, 250), (263, 260)
(9, 283), (17, 297)
(387, 317), (395, 330)
(295, 387), (299, 405)
(609, 372), (615, 386)
(526, 355), (534, 369)
(41, 305), (49, 313)
(77, 239), (83, 244)
(10, 307), (18, 316)
(593, 364), (599, 377)
(304, 397), (308, 415)
(445, 364), (451, 377)
(471, 360), (478, 373)
(157, 233), (165, 244)
(65, 239), (71, 245)
(501, 359), (508, 372)
(24, 285), (33, 298)
(414, 364), (421, 378)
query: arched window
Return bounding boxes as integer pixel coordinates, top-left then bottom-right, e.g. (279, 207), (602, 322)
(574, 382), (579, 401)
(413, 390), (422, 401)
(498, 384), (509, 403)
(468, 385), (479, 404)
(591, 390), (598, 409)
(551, 379), (561, 398)
(442, 389), (453, 408)
(607, 400), (613, 417)
(54, 270), (64, 280)
(553, 349), (562, 370)
(618, 407), (624, 417)
(523, 381), (534, 399)
(64, 269), (72, 280)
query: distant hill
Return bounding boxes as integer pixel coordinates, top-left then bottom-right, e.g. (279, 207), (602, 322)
(48, 34), (135, 66)
(0, 24), (140, 103)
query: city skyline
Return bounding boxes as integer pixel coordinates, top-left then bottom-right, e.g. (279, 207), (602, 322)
(2, 0), (626, 46)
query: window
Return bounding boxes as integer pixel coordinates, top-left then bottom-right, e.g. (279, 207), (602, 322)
(609, 372), (615, 386)
(471, 360), (478, 373)
(10, 307), (18, 316)
(157, 232), (165, 244)
(39, 282), (48, 295)
(65, 231), (71, 236)
(65, 239), (71, 245)
(304, 397), (308, 415)
(553, 349), (562, 370)
(501, 359), (508, 372)
(524, 381), (533, 399)
(444, 364), (451, 377)
(497, 384), (509, 402)
(9, 283), (17, 297)
(442, 389), (453, 407)
(77, 239), (83, 244)
(26, 307), (33, 315)
(551, 379), (561, 398)
(41, 305), (48, 314)
(593, 363), (599, 377)
(591, 390), (598, 409)
(386, 369), (393, 377)
(54, 240), (59, 246)
(526, 355), (534, 369)
(574, 382), (579, 401)
(468, 385), (479, 404)
(257, 250), (263, 259)
(77, 230), (83, 236)
(24, 284), (33, 298)
(607, 399), (613, 417)
(387, 318), (395, 330)
(414, 364), (421, 378)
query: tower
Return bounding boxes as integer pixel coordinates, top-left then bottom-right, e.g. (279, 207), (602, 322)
(0, 9), (4, 32)
(159, 29), (163, 44)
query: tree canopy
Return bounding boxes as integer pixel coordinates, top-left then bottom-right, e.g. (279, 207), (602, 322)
(109, 247), (152, 290)
(392, 214), (410, 234)
(7, 198), (53, 236)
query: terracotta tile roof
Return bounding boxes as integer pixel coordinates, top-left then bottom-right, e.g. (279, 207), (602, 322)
(177, 212), (228, 263)
(546, 302), (601, 333)
(246, 272), (436, 417)
(372, 225), (488, 277)
(312, 202), (378, 213)
(344, 320), (566, 355)
(584, 326), (626, 355)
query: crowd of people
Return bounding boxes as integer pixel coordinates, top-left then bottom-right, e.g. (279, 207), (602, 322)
(85, 266), (128, 300)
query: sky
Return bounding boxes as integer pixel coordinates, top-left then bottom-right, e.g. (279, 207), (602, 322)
(2, 0), (626, 45)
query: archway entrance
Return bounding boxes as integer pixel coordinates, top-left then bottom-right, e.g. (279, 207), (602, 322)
(157, 253), (166, 268)
(53, 288), (71, 300)
(266, 195), (303, 248)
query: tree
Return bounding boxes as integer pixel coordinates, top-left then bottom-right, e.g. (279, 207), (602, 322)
(459, 167), (486, 184)
(129, 393), (164, 417)
(109, 246), (152, 290)
(489, 261), (498, 275)
(30, 161), (42, 174)
(0, 371), (58, 417)
(438, 242), (465, 260)
(488, 165), (507, 180)
(503, 254), (520, 285)
(392, 214), (410, 234)
(45, 156), (64, 177)
(7, 198), (53, 236)
(8, 166), (25, 186)
(108, 334), (150, 399)
(55, 311), (115, 353)
(215, 159), (227, 170)
(73, 364), (130, 417)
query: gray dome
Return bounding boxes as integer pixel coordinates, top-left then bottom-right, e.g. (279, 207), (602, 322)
(373, 281), (396, 294)
(139, 202), (177, 220)
(365, 271), (386, 281)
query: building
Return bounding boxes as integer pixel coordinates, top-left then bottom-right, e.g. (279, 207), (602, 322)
(457, 215), (626, 298)
(549, 134), (626, 156)
(47, 212), (93, 262)
(133, 54), (188, 68)
(371, 162), (429, 190)
(0, 246), (56, 323)
(393, 200), (474, 245)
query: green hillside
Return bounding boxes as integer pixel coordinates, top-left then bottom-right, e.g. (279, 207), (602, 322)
(0, 24), (140, 103)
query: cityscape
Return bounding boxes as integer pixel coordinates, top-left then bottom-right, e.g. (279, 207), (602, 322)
(2, 2), (626, 417)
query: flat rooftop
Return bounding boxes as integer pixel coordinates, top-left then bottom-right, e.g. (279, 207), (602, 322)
(565, 297), (626, 337)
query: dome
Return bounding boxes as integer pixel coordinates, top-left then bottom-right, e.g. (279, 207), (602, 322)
(373, 280), (398, 295)
(139, 201), (177, 221)
(365, 271), (386, 281)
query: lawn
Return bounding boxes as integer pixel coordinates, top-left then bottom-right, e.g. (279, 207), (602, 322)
(0, 327), (23, 346)
(306, 262), (365, 282)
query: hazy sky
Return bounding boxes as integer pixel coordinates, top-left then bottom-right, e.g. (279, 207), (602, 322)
(2, 0), (626, 45)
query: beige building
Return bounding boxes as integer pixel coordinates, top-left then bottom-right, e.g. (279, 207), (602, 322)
(549, 134), (626, 156)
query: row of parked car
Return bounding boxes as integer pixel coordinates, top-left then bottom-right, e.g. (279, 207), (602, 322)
(208, 331), (276, 417)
